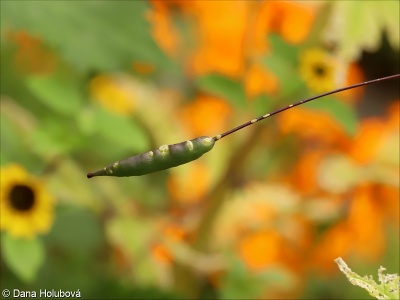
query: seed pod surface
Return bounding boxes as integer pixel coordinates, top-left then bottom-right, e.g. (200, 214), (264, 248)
(87, 136), (215, 178)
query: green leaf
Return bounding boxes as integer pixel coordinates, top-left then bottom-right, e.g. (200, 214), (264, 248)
(324, 1), (400, 61)
(92, 107), (149, 154)
(87, 280), (184, 300)
(0, 150), (10, 166)
(250, 94), (273, 116)
(0, 104), (40, 170)
(25, 73), (82, 115)
(264, 34), (298, 78)
(196, 74), (246, 107)
(30, 119), (83, 157)
(262, 35), (303, 97)
(1, 1), (171, 72)
(1, 234), (45, 283)
(0, 111), (25, 164)
(30, 129), (64, 157)
(335, 257), (400, 300)
(45, 206), (103, 259)
(106, 217), (155, 258)
(304, 96), (358, 136)
(220, 258), (296, 300)
(219, 259), (265, 299)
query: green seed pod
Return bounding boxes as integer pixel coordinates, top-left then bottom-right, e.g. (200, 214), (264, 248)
(87, 74), (400, 179)
(87, 136), (215, 178)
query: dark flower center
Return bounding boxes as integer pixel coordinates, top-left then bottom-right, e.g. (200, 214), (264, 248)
(9, 184), (35, 211)
(313, 64), (326, 77)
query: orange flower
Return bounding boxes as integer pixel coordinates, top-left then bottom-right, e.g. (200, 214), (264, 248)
(350, 103), (399, 164)
(148, 1), (317, 80)
(266, 1), (318, 44)
(338, 63), (365, 103)
(386, 101), (400, 130)
(148, 1), (180, 57)
(349, 118), (386, 164)
(213, 183), (301, 251)
(151, 224), (186, 264)
(212, 187), (279, 249)
(245, 63), (279, 98)
(286, 148), (327, 194)
(10, 31), (57, 75)
(377, 185), (399, 225)
(152, 243), (172, 264)
(167, 162), (210, 205)
(238, 230), (284, 271)
(189, 1), (317, 76)
(312, 184), (388, 272)
(147, 0), (319, 85)
(244, 1), (318, 58)
(179, 95), (232, 136)
(189, 1), (249, 77)
(277, 107), (348, 145)
(346, 185), (385, 260)
(312, 222), (352, 273)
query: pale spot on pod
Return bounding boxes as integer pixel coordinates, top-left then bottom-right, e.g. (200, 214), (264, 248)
(263, 113), (271, 118)
(107, 168), (113, 174)
(215, 134), (222, 140)
(250, 119), (258, 124)
(148, 151), (154, 157)
(185, 140), (194, 151)
(113, 162), (119, 168)
(288, 104), (294, 107)
(202, 137), (213, 146)
(159, 144), (169, 155)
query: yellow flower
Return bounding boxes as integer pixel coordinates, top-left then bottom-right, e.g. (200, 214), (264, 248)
(89, 74), (137, 116)
(299, 48), (337, 93)
(0, 164), (54, 239)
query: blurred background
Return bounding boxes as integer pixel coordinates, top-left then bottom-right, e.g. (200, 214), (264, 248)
(1, 1), (399, 299)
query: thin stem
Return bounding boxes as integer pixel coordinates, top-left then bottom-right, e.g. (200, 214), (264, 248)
(214, 74), (400, 141)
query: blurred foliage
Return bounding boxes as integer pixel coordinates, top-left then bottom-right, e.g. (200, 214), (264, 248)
(1, 1), (399, 299)
(1, 1), (171, 72)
